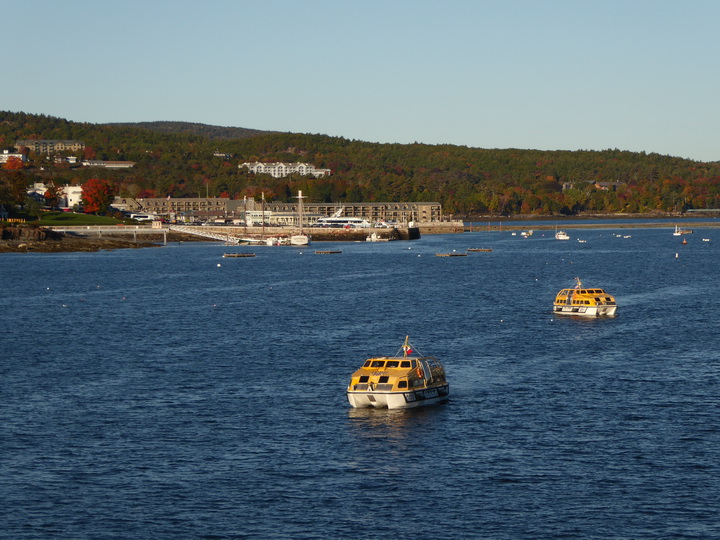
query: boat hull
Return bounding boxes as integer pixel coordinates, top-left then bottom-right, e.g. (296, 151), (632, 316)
(553, 304), (617, 317)
(290, 234), (310, 246)
(347, 384), (449, 409)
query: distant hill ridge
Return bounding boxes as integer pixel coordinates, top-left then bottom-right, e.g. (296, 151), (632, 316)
(3, 110), (720, 216)
(104, 121), (275, 140)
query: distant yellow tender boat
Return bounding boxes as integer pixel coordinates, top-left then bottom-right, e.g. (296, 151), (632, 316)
(553, 277), (618, 317)
(346, 336), (450, 409)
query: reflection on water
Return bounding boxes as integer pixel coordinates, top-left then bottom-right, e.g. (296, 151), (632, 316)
(345, 405), (450, 476)
(347, 405), (447, 442)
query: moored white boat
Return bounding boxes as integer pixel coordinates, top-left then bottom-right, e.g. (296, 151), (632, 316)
(347, 336), (450, 409)
(290, 234), (310, 246)
(553, 277), (618, 317)
(366, 232), (389, 242)
(555, 229), (570, 240)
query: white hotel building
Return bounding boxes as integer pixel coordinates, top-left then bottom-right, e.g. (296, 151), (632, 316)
(239, 162), (331, 178)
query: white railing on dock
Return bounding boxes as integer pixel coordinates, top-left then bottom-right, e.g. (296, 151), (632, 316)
(167, 225), (241, 243)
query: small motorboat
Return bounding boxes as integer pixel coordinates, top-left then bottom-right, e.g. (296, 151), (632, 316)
(553, 277), (618, 317)
(346, 336), (450, 409)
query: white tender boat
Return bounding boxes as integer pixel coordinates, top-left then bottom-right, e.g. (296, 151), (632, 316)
(347, 336), (450, 409)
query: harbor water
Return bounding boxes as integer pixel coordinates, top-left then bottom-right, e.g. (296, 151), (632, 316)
(2, 227), (719, 538)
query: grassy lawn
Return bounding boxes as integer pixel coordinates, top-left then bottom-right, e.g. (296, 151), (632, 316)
(33, 212), (128, 226)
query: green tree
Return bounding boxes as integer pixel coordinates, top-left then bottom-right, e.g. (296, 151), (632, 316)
(25, 196), (43, 222)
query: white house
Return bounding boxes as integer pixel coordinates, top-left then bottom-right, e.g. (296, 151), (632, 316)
(0, 149), (26, 164)
(27, 183), (83, 209)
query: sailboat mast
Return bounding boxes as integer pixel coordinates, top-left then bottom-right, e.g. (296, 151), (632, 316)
(296, 190), (304, 230)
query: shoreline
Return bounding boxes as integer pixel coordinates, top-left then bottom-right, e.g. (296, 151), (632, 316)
(463, 221), (720, 232)
(0, 231), (202, 254)
(1, 219), (716, 253)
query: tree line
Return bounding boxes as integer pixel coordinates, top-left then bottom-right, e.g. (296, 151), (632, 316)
(2, 110), (720, 217)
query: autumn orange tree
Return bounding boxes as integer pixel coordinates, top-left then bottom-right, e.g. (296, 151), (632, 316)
(2, 156), (24, 170)
(81, 178), (115, 214)
(43, 181), (63, 209)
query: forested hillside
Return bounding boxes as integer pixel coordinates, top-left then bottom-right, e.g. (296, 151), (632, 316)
(2, 111), (719, 216)
(104, 121), (272, 140)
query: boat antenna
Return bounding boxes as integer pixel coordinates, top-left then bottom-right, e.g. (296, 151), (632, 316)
(574, 277), (582, 289)
(396, 336), (423, 358)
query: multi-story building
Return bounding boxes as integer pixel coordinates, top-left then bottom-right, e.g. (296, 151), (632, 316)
(116, 196), (443, 224)
(268, 201), (443, 224)
(239, 161), (331, 178)
(15, 140), (85, 154)
(115, 197), (240, 222)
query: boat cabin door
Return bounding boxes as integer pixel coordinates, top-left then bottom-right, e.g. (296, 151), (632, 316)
(421, 360), (434, 383)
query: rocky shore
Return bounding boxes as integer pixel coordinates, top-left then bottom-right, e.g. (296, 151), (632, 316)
(0, 226), (197, 253)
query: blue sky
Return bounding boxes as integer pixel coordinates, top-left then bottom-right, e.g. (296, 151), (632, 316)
(3, 0), (718, 161)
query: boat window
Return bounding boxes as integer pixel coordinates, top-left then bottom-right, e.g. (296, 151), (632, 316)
(359, 375), (369, 383)
(584, 300), (590, 305)
(363, 361), (371, 368)
(386, 361), (399, 368)
(401, 361), (411, 368)
(379, 376), (389, 383)
(398, 380), (408, 389)
(371, 360), (385, 368)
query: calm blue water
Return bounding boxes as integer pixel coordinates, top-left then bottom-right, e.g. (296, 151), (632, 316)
(2, 228), (719, 539)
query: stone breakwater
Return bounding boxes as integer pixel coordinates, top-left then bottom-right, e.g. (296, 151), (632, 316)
(187, 225), (423, 241)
